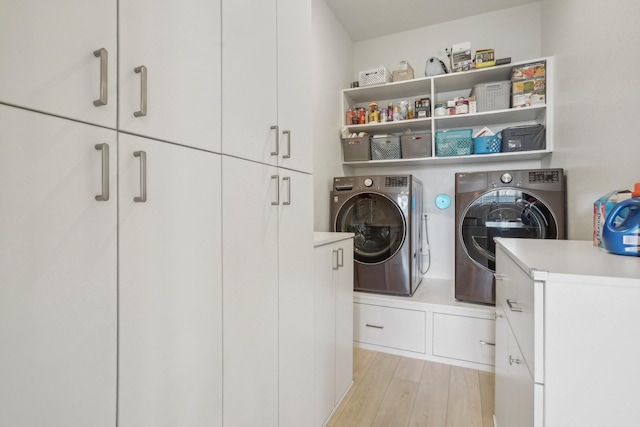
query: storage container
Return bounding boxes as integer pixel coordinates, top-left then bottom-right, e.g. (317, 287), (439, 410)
(400, 132), (431, 159)
(435, 129), (473, 157)
(473, 80), (511, 112)
(358, 66), (392, 87)
(500, 125), (545, 152)
(371, 134), (401, 160)
(341, 136), (370, 162)
(473, 135), (501, 154)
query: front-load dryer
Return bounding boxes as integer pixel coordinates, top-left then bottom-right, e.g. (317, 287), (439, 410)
(330, 175), (423, 296)
(455, 168), (566, 305)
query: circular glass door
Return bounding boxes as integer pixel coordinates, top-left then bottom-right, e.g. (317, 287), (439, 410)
(460, 189), (558, 272)
(335, 193), (406, 264)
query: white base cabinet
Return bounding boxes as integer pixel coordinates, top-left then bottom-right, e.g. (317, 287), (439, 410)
(494, 238), (640, 427)
(353, 279), (496, 372)
(0, 105), (117, 427)
(314, 233), (354, 426)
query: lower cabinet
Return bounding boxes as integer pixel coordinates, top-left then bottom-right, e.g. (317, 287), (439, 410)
(0, 105), (117, 427)
(354, 303), (426, 354)
(432, 313), (496, 366)
(118, 134), (223, 426)
(223, 156), (314, 427)
(314, 234), (354, 426)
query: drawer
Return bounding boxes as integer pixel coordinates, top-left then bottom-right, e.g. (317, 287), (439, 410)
(432, 313), (496, 366)
(354, 303), (426, 354)
(496, 247), (535, 374)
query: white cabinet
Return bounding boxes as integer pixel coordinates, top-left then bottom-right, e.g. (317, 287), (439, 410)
(314, 233), (354, 426)
(222, 156), (314, 427)
(117, 134), (222, 427)
(354, 303), (426, 354)
(0, 105), (117, 426)
(341, 57), (553, 167)
(119, 0), (221, 152)
(221, 0), (312, 172)
(0, 0), (117, 128)
(494, 238), (640, 427)
(432, 313), (496, 366)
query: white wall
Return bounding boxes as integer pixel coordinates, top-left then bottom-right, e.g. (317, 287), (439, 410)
(541, 0), (640, 240)
(313, 2), (544, 280)
(352, 3), (541, 81)
(312, 0), (354, 231)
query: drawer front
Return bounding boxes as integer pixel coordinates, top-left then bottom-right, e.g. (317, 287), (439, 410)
(354, 303), (426, 353)
(496, 247), (535, 374)
(433, 313), (496, 366)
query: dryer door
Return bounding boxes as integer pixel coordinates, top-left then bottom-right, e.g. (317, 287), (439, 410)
(334, 192), (406, 265)
(460, 188), (559, 272)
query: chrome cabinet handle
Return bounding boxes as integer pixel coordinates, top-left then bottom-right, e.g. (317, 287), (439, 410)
(365, 324), (384, 329)
(332, 249), (339, 270)
(93, 48), (108, 107)
(134, 65), (148, 117)
(509, 355), (521, 365)
(337, 248), (344, 268)
(95, 143), (109, 201)
(282, 130), (291, 159)
(271, 175), (279, 205)
(495, 312), (504, 319)
(133, 151), (147, 202)
(480, 341), (496, 346)
(270, 125), (279, 156)
(506, 299), (522, 312)
(282, 176), (291, 205)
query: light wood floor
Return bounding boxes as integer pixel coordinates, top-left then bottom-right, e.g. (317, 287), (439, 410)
(327, 347), (495, 427)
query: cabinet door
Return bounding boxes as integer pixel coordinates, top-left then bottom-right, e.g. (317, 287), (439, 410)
(313, 243), (338, 426)
(221, 0), (278, 164)
(334, 238), (354, 401)
(118, 135), (222, 427)
(278, 170), (314, 426)
(0, 105), (117, 426)
(276, 0), (312, 173)
(222, 156), (279, 427)
(0, 1), (117, 127)
(494, 307), (510, 427)
(119, 0), (221, 152)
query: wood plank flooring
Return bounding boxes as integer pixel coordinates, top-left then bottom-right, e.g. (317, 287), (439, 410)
(327, 348), (495, 427)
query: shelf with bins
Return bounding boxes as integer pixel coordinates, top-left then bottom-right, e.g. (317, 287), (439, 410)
(341, 57), (552, 167)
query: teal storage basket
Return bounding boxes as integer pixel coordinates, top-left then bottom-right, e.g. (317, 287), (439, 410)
(435, 129), (473, 157)
(473, 135), (502, 154)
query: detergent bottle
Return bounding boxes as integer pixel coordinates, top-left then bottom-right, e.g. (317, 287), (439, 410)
(602, 183), (640, 256)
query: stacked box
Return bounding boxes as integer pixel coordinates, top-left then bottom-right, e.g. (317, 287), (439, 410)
(511, 61), (546, 108)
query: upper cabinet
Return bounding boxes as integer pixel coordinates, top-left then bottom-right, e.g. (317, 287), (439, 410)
(0, 0), (117, 128)
(221, 0), (312, 173)
(342, 57), (553, 166)
(119, 0), (221, 152)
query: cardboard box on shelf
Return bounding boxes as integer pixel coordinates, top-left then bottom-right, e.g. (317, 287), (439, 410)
(451, 42), (473, 72)
(475, 49), (495, 69)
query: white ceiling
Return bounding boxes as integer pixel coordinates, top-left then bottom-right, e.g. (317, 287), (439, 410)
(324, 0), (540, 41)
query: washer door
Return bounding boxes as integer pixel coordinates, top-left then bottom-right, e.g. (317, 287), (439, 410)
(334, 192), (406, 265)
(460, 188), (558, 272)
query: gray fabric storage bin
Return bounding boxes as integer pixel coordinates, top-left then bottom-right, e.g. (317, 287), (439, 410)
(371, 135), (401, 160)
(400, 132), (432, 158)
(501, 124), (545, 152)
(342, 137), (370, 161)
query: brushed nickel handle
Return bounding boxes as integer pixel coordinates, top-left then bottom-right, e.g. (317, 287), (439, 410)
(134, 65), (147, 117)
(134, 151), (147, 202)
(337, 247), (344, 268)
(332, 249), (339, 270)
(95, 143), (109, 201)
(365, 324), (384, 329)
(282, 129), (291, 159)
(93, 48), (108, 107)
(495, 312), (504, 319)
(509, 355), (521, 365)
(282, 176), (291, 205)
(271, 175), (279, 205)
(506, 299), (522, 312)
(480, 341), (496, 346)
(270, 125), (279, 156)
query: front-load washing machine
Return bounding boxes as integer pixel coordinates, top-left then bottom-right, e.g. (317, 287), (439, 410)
(330, 175), (423, 296)
(455, 168), (566, 304)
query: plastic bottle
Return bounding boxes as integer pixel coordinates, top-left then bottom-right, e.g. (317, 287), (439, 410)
(346, 107), (353, 125)
(602, 182), (640, 256)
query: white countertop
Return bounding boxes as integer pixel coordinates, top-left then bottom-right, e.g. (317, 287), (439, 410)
(495, 238), (640, 284)
(314, 231), (354, 247)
